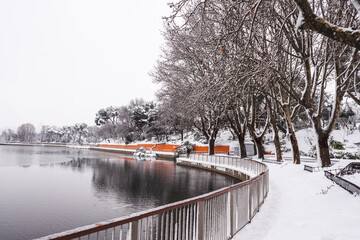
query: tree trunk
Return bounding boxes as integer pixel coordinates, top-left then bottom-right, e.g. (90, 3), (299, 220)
(283, 105), (301, 164)
(180, 130), (184, 142)
(253, 140), (257, 155)
(270, 116), (282, 162)
(273, 131), (282, 162)
(310, 114), (332, 167)
(225, 110), (247, 158)
(254, 138), (265, 160)
(238, 135), (247, 158)
(209, 138), (215, 155)
(289, 131), (301, 164)
(316, 134), (331, 167)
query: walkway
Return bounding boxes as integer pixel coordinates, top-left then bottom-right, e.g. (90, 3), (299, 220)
(233, 160), (360, 240)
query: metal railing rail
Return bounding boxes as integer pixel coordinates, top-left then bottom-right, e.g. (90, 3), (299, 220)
(325, 170), (360, 195)
(36, 154), (269, 240)
(304, 164), (343, 173)
(186, 154), (267, 176)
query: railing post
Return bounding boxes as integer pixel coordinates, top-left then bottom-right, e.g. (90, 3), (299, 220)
(248, 183), (252, 222)
(257, 179), (260, 212)
(230, 190), (236, 236)
(198, 200), (205, 240)
(130, 220), (139, 240)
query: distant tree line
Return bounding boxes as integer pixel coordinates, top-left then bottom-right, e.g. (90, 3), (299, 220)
(1, 123), (36, 143)
(93, 98), (192, 143)
(0, 98), (194, 145)
(1, 123), (90, 145)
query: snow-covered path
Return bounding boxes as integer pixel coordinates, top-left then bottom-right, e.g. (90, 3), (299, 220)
(233, 162), (360, 240)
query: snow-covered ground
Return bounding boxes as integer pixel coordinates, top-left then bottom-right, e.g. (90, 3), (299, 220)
(342, 173), (360, 187)
(233, 160), (360, 240)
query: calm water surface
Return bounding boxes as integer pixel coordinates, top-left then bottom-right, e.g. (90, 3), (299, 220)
(0, 145), (239, 240)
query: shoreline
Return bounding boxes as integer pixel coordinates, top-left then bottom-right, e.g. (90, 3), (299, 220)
(0, 142), (67, 147)
(0, 142), (176, 160)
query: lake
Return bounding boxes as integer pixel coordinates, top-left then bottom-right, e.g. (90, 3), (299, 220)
(0, 145), (239, 239)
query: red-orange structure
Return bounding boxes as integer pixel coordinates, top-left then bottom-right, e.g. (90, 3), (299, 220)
(98, 143), (229, 154)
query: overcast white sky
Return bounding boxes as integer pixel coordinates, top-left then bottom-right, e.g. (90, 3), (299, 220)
(0, 0), (171, 131)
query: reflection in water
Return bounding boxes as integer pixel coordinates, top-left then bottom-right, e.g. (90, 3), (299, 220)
(60, 156), (237, 205)
(0, 145), (99, 167)
(0, 146), (239, 240)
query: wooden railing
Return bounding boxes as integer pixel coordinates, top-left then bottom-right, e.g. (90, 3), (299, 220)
(36, 155), (269, 240)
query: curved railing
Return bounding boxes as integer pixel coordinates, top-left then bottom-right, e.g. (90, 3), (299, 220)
(36, 155), (269, 240)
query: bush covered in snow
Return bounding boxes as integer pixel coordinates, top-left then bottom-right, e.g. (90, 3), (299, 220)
(175, 141), (195, 155)
(330, 140), (345, 150)
(330, 151), (360, 160)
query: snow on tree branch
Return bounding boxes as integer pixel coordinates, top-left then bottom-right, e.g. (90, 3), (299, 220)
(352, 0), (360, 18)
(294, 0), (360, 50)
(295, 9), (305, 30)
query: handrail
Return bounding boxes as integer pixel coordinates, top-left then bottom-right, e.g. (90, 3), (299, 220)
(36, 154), (269, 240)
(325, 170), (360, 195)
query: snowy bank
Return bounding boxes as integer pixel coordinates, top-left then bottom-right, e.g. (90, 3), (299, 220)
(233, 161), (360, 240)
(66, 145), (90, 149)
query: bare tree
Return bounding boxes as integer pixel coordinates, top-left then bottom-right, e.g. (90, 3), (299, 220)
(271, 1), (360, 166)
(225, 98), (248, 158)
(1, 129), (16, 143)
(17, 123), (36, 142)
(244, 88), (270, 160)
(168, 0), (360, 49)
(265, 93), (283, 162)
(153, 4), (230, 154)
(155, 101), (193, 141)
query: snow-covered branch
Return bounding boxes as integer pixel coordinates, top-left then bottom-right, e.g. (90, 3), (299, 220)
(352, 0), (360, 18)
(293, 0), (360, 50)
